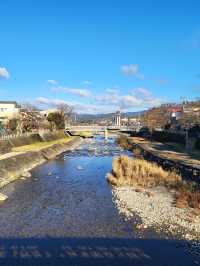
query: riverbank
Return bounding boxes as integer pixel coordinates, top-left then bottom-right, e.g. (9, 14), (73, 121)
(112, 186), (200, 240)
(108, 137), (200, 241)
(0, 136), (82, 189)
(130, 137), (200, 178)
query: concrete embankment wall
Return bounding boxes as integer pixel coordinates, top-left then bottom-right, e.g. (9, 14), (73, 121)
(0, 130), (67, 155)
(0, 137), (82, 188)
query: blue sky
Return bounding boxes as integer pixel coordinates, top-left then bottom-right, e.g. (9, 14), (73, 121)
(0, 0), (200, 113)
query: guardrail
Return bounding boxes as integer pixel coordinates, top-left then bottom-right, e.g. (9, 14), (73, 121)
(0, 129), (51, 141)
(0, 132), (33, 140)
(66, 126), (107, 132)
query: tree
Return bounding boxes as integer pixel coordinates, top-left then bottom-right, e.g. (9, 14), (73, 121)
(19, 103), (42, 132)
(57, 103), (73, 125)
(0, 121), (3, 130)
(0, 121), (5, 135)
(141, 106), (170, 131)
(47, 112), (65, 130)
(179, 110), (200, 128)
(21, 103), (39, 112)
(6, 118), (18, 132)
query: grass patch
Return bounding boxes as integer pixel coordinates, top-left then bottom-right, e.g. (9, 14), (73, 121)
(107, 155), (181, 187)
(12, 137), (72, 152)
(175, 182), (200, 211)
(116, 135), (132, 150)
(79, 132), (93, 138)
(107, 155), (200, 212)
(132, 146), (143, 158)
(70, 131), (93, 138)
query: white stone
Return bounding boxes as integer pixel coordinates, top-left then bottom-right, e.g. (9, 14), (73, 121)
(21, 172), (31, 178)
(0, 193), (8, 201)
(112, 186), (200, 240)
(76, 166), (84, 170)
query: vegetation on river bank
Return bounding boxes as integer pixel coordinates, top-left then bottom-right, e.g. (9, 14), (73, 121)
(107, 155), (181, 187)
(69, 131), (94, 138)
(114, 135), (200, 213)
(116, 135), (133, 150)
(12, 137), (72, 152)
(107, 155), (200, 213)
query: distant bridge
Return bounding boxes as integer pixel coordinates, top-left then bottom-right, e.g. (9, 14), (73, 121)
(65, 125), (136, 132)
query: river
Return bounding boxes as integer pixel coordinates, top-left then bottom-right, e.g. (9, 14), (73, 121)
(0, 135), (198, 265)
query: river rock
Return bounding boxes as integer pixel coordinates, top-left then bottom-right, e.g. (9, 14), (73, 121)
(21, 171), (32, 178)
(112, 186), (200, 241)
(0, 193), (8, 201)
(76, 165), (84, 170)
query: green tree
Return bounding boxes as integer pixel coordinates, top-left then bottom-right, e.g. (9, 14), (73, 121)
(47, 112), (65, 130)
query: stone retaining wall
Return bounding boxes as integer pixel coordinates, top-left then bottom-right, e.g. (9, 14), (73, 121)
(0, 130), (67, 155)
(131, 140), (200, 180)
(0, 137), (81, 188)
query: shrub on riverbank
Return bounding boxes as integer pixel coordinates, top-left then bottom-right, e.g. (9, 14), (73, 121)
(107, 155), (181, 187)
(132, 146), (143, 158)
(116, 135), (132, 150)
(175, 183), (200, 211)
(117, 135), (143, 157)
(107, 155), (200, 212)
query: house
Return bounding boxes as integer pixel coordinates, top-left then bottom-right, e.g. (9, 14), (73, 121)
(168, 106), (183, 123)
(0, 101), (21, 124)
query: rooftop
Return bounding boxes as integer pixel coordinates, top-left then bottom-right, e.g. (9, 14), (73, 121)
(0, 101), (21, 108)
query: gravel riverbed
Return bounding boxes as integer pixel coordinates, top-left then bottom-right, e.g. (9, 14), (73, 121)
(112, 186), (200, 241)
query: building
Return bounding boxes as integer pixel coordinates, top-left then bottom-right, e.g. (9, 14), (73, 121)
(113, 111), (121, 126)
(168, 106), (183, 124)
(121, 117), (129, 126)
(0, 101), (21, 124)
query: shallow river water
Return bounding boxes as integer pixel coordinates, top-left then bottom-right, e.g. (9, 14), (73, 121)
(0, 135), (199, 265)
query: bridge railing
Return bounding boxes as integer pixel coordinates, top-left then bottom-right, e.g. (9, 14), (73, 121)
(65, 125), (136, 131)
(0, 132), (33, 140)
(0, 129), (51, 141)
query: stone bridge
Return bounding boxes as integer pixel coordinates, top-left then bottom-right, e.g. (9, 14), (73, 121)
(65, 125), (134, 132)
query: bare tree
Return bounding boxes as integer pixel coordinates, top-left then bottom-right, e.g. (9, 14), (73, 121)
(19, 103), (42, 132)
(21, 102), (39, 112)
(57, 103), (73, 126)
(141, 106), (170, 131)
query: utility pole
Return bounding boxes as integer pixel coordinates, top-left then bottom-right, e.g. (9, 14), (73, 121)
(181, 97), (190, 153)
(185, 126), (190, 153)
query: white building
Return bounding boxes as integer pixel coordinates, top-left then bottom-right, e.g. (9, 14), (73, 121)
(0, 101), (21, 124)
(114, 111), (121, 126)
